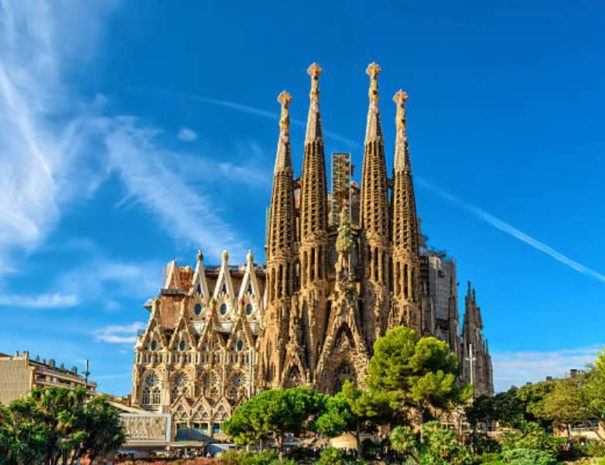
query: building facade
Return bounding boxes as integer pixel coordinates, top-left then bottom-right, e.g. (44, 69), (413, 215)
(131, 63), (494, 436)
(0, 351), (96, 405)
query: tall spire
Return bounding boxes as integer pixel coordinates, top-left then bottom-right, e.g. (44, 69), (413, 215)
(392, 90), (419, 255)
(258, 90), (298, 389)
(266, 90), (296, 269)
(360, 62), (391, 347)
(300, 62), (328, 244)
(390, 89), (421, 333)
(360, 62), (389, 240)
(364, 62), (383, 142)
(305, 63), (323, 143)
(298, 62), (330, 376)
(274, 91), (293, 173)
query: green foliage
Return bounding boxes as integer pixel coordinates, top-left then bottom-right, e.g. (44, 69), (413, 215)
(223, 387), (325, 447)
(317, 447), (346, 465)
(466, 390), (526, 429)
(420, 421), (473, 465)
(500, 448), (556, 465)
(390, 425), (418, 457)
(541, 375), (591, 435)
(516, 381), (556, 428)
(500, 422), (560, 456)
(218, 449), (295, 465)
(313, 381), (380, 448)
(0, 387), (124, 465)
(388, 421), (472, 465)
(585, 349), (605, 423)
(367, 327), (469, 423)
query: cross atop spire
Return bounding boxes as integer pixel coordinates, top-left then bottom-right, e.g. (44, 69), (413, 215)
(307, 62), (323, 102)
(366, 62), (381, 103)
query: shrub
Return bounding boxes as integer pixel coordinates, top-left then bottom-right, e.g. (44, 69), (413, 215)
(317, 447), (346, 465)
(217, 449), (293, 465)
(500, 422), (560, 456)
(586, 441), (605, 458)
(500, 448), (556, 465)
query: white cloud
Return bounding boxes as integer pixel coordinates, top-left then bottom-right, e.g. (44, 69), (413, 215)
(55, 253), (162, 308)
(0, 292), (77, 308)
(492, 346), (602, 392)
(94, 322), (146, 344)
(417, 178), (605, 284)
(177, 127), (198, 142)
(0, 0), (254, 273)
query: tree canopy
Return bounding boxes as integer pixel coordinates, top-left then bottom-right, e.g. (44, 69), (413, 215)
(223, 387), (325, 448)
(0, 387), (124, 465)
(366, 326), (470, 423)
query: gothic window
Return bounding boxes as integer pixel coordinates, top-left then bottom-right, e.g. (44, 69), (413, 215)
(179, 340), (186, 351)
(151, 340), (158, 351)
(199, 372), (209, 395)
(247, 284), (253, 294)
(196, 284), (202, 295)
(222, 283), (227, 294)
(226, 372), (244, 400)
(142, 373), (161, 405)
(194, 304), (202, 315)
(171, 372), (190, 399)
(220, 303), (227, 315)
(236, 340), (244, 352)
(245, 303), (253, 315)
(284, 366), (302, 388)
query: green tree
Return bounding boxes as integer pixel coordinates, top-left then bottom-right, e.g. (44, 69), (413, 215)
(541, 375), (591, 437)
(366, 327), (470, 423)
(466, 389), (527, 430)
(585, 349), (605, 438)
(390, 426), (420, 463)
(224, 387), (325, 452)
(516, 380), (556, 429)
(313, 381), (384, 449)
(0, 399), (49, 465)
(0, 387), (125, 465)
(389, 421), (472, 465)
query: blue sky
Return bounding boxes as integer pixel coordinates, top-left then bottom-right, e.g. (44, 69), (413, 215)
(1, 0), (604, 395)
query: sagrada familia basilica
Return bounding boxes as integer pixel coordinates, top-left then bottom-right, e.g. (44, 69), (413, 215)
(130, 63), (494, 435)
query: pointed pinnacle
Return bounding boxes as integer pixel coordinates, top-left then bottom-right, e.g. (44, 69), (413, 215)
(366, 62), (381, 103)
(307, 63), (322, 101)
(393, 90), (409, 131)
(277, 91), (292, 131)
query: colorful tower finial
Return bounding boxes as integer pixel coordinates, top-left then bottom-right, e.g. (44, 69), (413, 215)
(393, 89), (408, 130)
(307, 62), (322, 102)
(277, 91), (292, 131)
(366, 62), (381, 103)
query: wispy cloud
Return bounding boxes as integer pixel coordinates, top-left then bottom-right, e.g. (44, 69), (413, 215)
(141, 90), (360, 148)
(54, 252), (162, 309)
(0, 1), (252, 272)
(492, 346), (601, 392)
(0, 292), (78, 309)
(94, 322), (146, 344)
(177, 127), (198, 142)
(417, 178), (605, 284)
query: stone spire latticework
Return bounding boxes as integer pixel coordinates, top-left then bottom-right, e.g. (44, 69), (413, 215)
(390, 90), (422, 333)
(258, 90), (297, 388)
(297, 63), (330, 378)
(360, 62), (391, 348)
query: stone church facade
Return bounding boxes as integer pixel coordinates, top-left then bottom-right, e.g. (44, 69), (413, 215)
(131, 63), (493, 436)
